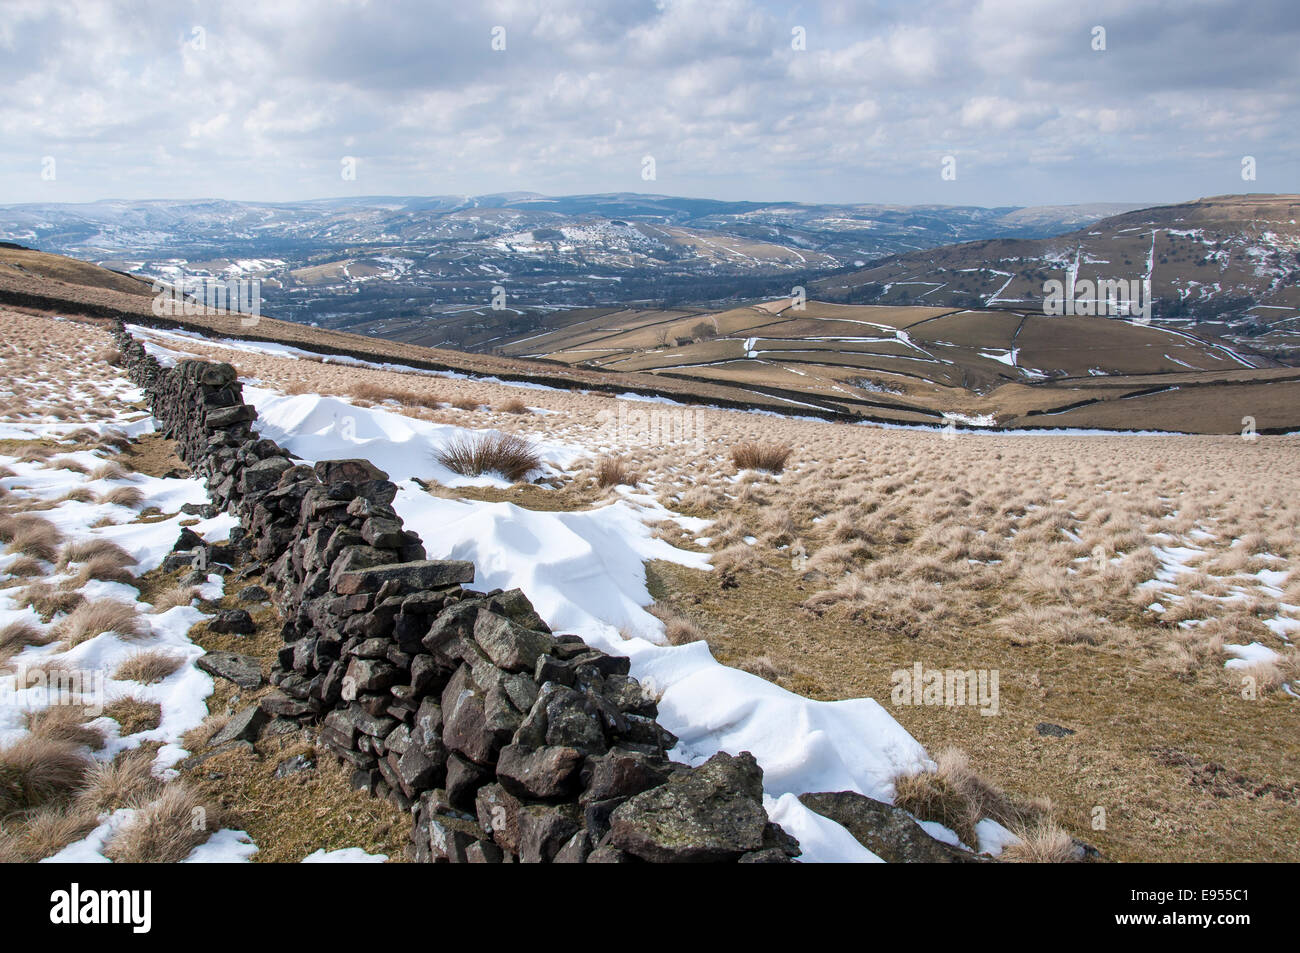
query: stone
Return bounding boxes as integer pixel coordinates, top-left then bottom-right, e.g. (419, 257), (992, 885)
(426, 815), (482, 864)
(395, 739), (447, 796)
(445, 753), (492, 810)
(797, 791), (983, 863)
(259, 691), (312, 719)
(516, 804), (582, 864)
(361, 517), (406, 549)
(196, 651), (263, 690)
(475, 783), (522, 853)
(173, 527), (204, 552)
(314, 459), (389, 486)
(442, 665), (508, 765)
(205, 403), (256, 428)
(473, 609), (555, 672)
(336, 559), (475, 597)
(237, 584), (269, 603)
(581, 748), (670, 803)
(209, 705), (266, 746)
(1036, 722), (1076, 738)
(496, 744), (585, 800)
(208, 609), (256, 635)
(240, 456), (293, 493)
(608, 751), (773, 862)
(586, 844), (636, 863)
(344, 657), (398, 694)
(553, 830), (593, 864)
(485, 588), (551, 633)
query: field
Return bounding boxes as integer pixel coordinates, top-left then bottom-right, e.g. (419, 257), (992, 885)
(5, 245), (1300, 435)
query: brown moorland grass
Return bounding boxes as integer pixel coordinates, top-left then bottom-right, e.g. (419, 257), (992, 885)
(102, 783), (220, 863)
(435, 432), (541, 482)
(103, 697), (163, 735)
(54, 600), (147, 647)
(15, 583), (85, 622)
(730, 440), (793, 473)
(0, 736), (93, 817)
(594, 455), (636, 488)
(114, 650), (184, 685)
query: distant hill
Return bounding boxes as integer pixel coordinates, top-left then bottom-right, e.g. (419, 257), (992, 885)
(0, 193), (1144, 327)
(810, 194), (1300, 361)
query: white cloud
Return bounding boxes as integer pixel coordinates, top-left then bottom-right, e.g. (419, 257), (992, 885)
(0, 0), (1295, 206)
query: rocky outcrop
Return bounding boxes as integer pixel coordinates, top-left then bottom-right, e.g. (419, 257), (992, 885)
(113, 324), (797, 864)
(798, 791), (987, 863)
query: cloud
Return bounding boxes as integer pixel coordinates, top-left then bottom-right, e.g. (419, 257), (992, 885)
(0, 0), (1296, 205)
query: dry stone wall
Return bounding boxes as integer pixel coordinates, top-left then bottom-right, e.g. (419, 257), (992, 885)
(113, 324), (800, 864)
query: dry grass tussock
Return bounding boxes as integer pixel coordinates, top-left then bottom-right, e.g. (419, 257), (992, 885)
(102, 783), (220, 863)
(594, 455), (637, 488)
(0, 515), (64, 562)
(103, 697), (163, 735)
(149, 584), (197, 613)
(25, 705), (107, 750)
(0, 735), (94, 817)
(435, 432), (541, 482)
(114, 650), (184, 685)
(892, 748), (1050, 854)
(53, 599), (147, 647)
(730, 440), (793, 473)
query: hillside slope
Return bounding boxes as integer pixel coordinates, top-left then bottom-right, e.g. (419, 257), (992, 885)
(810, 194), (1300, 361)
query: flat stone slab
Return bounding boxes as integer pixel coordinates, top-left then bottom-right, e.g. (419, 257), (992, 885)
(335, 559), (475, 595)
(196, 651), (264, 690)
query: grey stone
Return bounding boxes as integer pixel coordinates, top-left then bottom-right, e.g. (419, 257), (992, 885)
(797, 790), (984, 864)
(196, 651), (263, 690)
(608, 751), (773, 863)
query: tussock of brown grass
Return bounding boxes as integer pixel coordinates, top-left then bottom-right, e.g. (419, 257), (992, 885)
(731, 440), (792, 474)
(89, 461), (129, 480)
(0, 802), (99, 861)
(103, 782), (220, 863)
(114, 650), (183, 685)
(435, 432), (540, 482)
(103, 697), (162, 735)
(16, 583), (85, 622)
(712, 542), (760, 574)
(0, 620), (52, 661)
(148, 584), (197, 614)
(647, 603), (706, 646)
(496, 397), (529, 414)
(57, 538), (134, 569)
(117, 781), (221, 859)
(93, 345), (122, 366)
(69, 553), (138, 586)
(595, 455), (636, 488)
(97, 486), (144, 508)
(49, 456), (90, 474)
(79, 749), (161, 814)
(26, 706), (107, 750)
(450, 396), (481, 411)
(5, 557), (45, 580)
(54, 599), (147, 647)
(96, 432), (132, 453)
(15, 445), (55, 463)
(181, 713), (230, 752)
(737, 655), (782, 681)
(1001, 817), (1079, 863)
(0, 736), (93, 817)
(0, 515), (63, 562)
(892, 748), (1045, 851)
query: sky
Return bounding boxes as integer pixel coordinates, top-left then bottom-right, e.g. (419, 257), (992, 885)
(1, 0), (1297, 209)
